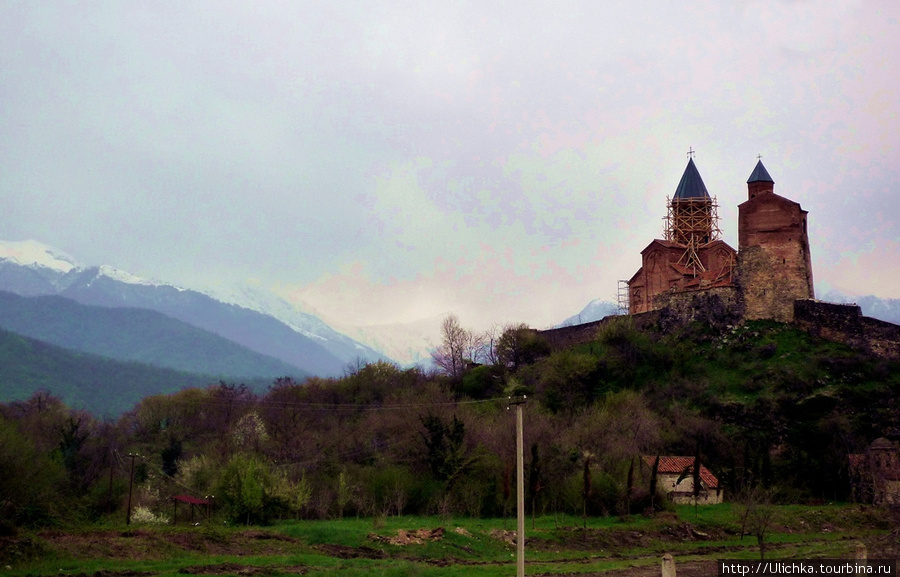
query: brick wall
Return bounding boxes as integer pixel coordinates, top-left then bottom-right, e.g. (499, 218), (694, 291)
(794, 299), (900, 359)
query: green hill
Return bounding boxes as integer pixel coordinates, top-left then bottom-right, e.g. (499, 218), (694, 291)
(0, 327), (250, 415)
(0, 291), (306, 379)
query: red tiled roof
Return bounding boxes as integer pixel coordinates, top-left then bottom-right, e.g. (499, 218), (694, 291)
(172, 494), (210, 505)
(642, 455), (720, 489)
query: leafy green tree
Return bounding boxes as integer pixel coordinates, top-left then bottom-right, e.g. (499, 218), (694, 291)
(420, 413), (476, 489)
(496, 324), (550, 371)
(216, 453), (287, 524)
(0, 415), (65, 527)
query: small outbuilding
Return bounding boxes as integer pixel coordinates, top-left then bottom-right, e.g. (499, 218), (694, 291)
(849, 438), (900, 505)
(171, 494), (213, 525)
(642, 455), (723, 505)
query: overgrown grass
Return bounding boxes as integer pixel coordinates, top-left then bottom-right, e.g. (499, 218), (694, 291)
(5, 504), (890, 576)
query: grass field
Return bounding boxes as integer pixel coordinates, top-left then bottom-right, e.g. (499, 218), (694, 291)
(2, 504), (896, 576)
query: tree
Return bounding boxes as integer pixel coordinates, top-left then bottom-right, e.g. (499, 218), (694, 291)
(217, 453), (287, 524)
(495, 324), (550, 371)
(649, 455), (660, 511)
(432, 314), (479, 379)
(420, 413), (472, 488)
(737, 485), (776, 560)
(527, 443), (543, 528)
(0, 415), (65, 527)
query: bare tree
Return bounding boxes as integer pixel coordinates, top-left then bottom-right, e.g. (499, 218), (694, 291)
(432, 314), (474, 378)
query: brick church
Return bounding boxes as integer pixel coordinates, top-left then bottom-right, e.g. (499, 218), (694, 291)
(626, 156), (814, 322)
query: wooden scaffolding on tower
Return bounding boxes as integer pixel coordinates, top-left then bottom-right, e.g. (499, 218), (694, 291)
(663, 196), (722, 275)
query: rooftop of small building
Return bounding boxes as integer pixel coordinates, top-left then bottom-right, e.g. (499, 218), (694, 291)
(642, 455), (720, 488)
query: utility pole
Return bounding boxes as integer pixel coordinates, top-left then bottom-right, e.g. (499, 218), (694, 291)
(126, 453), (137, 525)
(509, 395), (526, 577)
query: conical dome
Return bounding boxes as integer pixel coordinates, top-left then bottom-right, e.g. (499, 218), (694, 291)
(673, 158), (710, 200)
(747, 160), (774, 184)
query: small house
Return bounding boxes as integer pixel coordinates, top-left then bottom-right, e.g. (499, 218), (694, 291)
(642, 455), (723, 505)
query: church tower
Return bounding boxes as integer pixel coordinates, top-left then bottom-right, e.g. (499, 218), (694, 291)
(665, 157), (722, 272)
(626, 157), (736, 315)
(737, 160), (814, 321)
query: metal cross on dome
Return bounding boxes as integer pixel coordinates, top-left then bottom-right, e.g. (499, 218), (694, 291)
(687, 147), (696, 159)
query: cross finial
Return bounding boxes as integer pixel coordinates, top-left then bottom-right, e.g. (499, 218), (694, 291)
(757, 153), (763, 161)
(687, 147), (696, 159)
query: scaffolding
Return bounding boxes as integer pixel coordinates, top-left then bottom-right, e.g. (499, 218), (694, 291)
(663, 196), (722, 246)
(617, 280), (630, 315)
(663, 195), (723, 276)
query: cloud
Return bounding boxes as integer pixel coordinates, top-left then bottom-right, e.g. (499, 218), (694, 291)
(1, 0), (898, 335)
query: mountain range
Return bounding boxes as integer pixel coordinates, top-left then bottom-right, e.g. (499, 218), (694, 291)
(1, 238), (898, 415)
(0, 240), (398, 412)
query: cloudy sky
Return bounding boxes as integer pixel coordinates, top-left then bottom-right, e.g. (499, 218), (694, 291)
(2, 1), (898, 333)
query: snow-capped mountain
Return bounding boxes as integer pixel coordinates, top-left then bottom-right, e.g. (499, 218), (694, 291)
(0, 240), (392, 376)
(0, 239), (80, 273)
(199, 280), (389, 367)
(328, 316), (442, 368)
(556, 299), (622, 328)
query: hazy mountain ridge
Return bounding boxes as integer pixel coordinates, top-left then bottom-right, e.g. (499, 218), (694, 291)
(201, 281), (389, 367)
(818, 289), (900, 325)
(0, 240), (389, 376)
(0, 291), (305, 379)
(0, 326), (243, 416)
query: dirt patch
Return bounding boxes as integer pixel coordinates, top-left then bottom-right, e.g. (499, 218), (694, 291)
(0, 536), (46, 565)
(315, 543), (386, 559)
(599, 560), (720, 577)
(526, 522), (724, 554)
(64, 572), (155, 577)
(368, 527), (445, 545)
(32, 528), (303, 561)
(178, 563), (306, 575)
(490, 529), (517, 546)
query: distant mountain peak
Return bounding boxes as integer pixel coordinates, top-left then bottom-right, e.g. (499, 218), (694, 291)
(557, 299), (621, 328)
(95, 264), (168, 287)
(0, 239), (80, 273)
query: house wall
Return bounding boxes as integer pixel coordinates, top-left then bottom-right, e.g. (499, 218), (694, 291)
(658, 473), (723, 505)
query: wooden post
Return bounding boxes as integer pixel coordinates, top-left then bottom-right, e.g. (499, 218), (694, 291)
(855, 542), (867, 576)
(107, 456), (115, 514)
(125, 453), (137, 525)
(509, 396), (527, 577)
(661, 553), (676, 577)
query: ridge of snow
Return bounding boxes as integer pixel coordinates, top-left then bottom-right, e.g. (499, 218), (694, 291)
(96, 264), (161, 287)
(0, 239), (81, 273)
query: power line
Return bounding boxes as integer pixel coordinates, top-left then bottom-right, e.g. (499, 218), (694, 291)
(129, 393), (512, 413)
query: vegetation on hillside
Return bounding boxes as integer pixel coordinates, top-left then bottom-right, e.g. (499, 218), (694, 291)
(1, 315), (899, 532)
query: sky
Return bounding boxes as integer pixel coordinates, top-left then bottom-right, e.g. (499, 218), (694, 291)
(1, 1), (899, 334)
